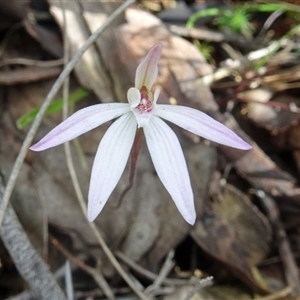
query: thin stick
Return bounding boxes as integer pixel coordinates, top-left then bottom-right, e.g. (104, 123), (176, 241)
(145, 250), (175, 296)
(0, 0), (135, 229)
(80, 169), (153, 296)
(115, 129), (143, 207)
(0, 58), (64, 68)
(116, 251), (187, 286)
(184, 276), (214, 300)
(51, 237), (116, 300)
(60, 2), (75, 299)
(65, 261), (74, 300)
(89, 222), (150, 300)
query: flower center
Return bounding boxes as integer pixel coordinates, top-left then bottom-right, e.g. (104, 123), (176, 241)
(136, 86), (153, 113)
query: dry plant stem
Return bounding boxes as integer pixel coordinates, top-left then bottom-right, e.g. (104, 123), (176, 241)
(61, 3), (74, 297)
(255, 10), (284, 41)
(145, 250), (175, 296)
(0, 58), (64, 68)
(61, 131), (119, 298)
(0, 0), (135, 229)
(51, 237), (116, 300)
(36, 187), (49, 259)
(65, 261), (74, 300)
(89, 221), (150, 300)
(167, 24), (250, 48)
(116, 251), (187, 286)
(73, 138), (89, 176)
(184, 277), (214, 300)
(198, 39), (288, 86)
(0, 175), (66, 300)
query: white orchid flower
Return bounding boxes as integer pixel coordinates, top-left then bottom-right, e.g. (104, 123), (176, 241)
(30, 43), (251, 225)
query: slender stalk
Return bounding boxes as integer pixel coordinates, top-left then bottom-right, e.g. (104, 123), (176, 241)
(116, 128), (143, 207)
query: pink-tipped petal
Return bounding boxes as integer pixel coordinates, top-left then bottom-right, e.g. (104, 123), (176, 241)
(156, 105), (252, 150)
(30, 103), (130, 151)
(87, 113), (137, 222)
(143, 116), (196, 225)
(135, 43), (162, 90)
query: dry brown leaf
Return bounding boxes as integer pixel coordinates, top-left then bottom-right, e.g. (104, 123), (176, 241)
(47, 0), (116, 102)
(191, 184), (272, 294)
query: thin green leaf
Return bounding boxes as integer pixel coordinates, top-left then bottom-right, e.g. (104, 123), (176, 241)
(186, 7), (220, 29)
(255, 3), (290, 12)
(17, 88), (90, 129)
(186, 2), (294, 31)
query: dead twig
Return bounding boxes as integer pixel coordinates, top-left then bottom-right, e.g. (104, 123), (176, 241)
(51, 236), (116, 300)
(197, 39), (290, 86)
(116, 251), (187, 286)
(0, 58), (64, 68)
(90, 221), (150, 300)
(145, 250), (176, 297)
(167, 24), (252, 49)
(183, 276), (214, 300)
(64, 261), (74, 300)
(255, 9), (284, 41)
